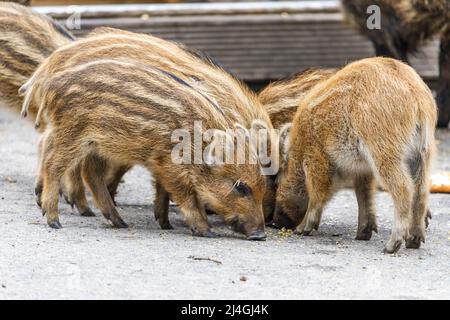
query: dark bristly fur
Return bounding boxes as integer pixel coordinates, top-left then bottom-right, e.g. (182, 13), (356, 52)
(437, 25), (450, 125)
(342, 0), (450, 127)
(3, 0), (29, 5)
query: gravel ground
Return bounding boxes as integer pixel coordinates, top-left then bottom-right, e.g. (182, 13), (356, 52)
(0, 107), (449, 300)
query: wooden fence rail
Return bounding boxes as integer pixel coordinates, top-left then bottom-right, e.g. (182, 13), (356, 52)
(34, 1), (439, 84)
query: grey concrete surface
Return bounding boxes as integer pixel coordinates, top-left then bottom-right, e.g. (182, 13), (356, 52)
(0, 107), (449, 300)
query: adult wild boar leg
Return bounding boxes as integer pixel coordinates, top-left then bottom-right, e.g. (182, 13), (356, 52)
(372, 41), (408, 63)
(354, 174), (378, 240)
(82, 155), (128, 228)
(437, 25), (450, 128)
(153, 181), (173, 230)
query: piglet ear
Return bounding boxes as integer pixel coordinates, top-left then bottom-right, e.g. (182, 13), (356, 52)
(278, 123), (292, 164)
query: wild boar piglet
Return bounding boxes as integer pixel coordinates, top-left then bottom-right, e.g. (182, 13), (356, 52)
(0, 1), (73, 116)
(258, 68), (337, 221)
(22, 57), (270, 240)
(24, 27), (277, 225)
(259, 67), (431, 228)
(274, 57), (437, 253)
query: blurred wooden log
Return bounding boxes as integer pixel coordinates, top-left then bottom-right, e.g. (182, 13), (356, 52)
(31, 1), (180, 5)
(4, 0), (30, 5)
(34, 1), (439, 82)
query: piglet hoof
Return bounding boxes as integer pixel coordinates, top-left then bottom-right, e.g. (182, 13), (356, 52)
(356, 222), (378, 240)
(159, 222), (174, 230)
(246, 230), (267, 241)
(405, 229), (425, 249)
(405, 237), (423, 249)
(191, 228), (218, 238)
(35, 185), (42, 195)
(293, 224), (304, 235)
(425, 210), (432, 229)
(266, 221), (281, 229)
(405, 226), (425, 249)
(63, 196), (75, 209)
(204, 230), (218, 238)
(356, 226), (374, 241)
(35, 187), (43, 208)
(80, 208), (96, 217)
(63, 194), (71, 205)
(356, 230), (372, 241)
(383, 240), (402, 254)
(294, 227), (312, 236)
(111, 217), (128, 229)
(36, 196), (42, 209)
(48, 219), (63, 229)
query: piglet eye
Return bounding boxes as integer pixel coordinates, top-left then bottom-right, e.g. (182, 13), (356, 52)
(234, 181), (252, 196)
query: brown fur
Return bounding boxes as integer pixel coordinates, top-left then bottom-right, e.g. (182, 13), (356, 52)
(257, 68), (337, 221)
(0, 2), (85, 215)
(260, 66), (432, 228)
(342, 0), (450, 127)
(23, 30), (275, 240)
(259, 68), (337, 129)
(22, 27), (279, 226)
(274, 57), (437, 253)
(0, 1), (74, 117)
